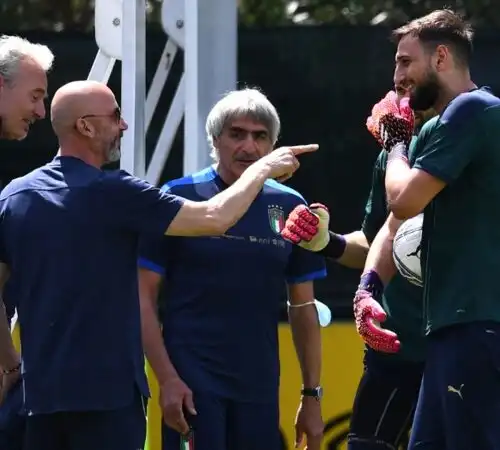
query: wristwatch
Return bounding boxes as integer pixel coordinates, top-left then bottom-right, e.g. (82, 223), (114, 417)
(301, 386), (323, 400)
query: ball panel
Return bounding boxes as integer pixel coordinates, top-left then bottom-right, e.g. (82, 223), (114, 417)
(392, 214), (423, 287)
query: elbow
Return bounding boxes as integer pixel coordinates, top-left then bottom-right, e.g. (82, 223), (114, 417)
(207, 208), (232, 236)
(389, 201), (420, 221)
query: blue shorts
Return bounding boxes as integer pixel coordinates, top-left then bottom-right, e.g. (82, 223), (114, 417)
(162, 391), (280, 450)
(0, 380), (25, 450)
(23, 391), (147, 450)
(409, 322), (500, 450)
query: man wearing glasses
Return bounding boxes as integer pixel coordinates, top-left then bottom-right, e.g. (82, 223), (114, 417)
(0, 80), (316, 450)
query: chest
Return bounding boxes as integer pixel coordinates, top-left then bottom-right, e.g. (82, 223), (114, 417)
(170, 188), (294, 272)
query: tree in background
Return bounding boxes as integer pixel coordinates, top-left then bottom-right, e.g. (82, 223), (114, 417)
(0, 0), (498, 31)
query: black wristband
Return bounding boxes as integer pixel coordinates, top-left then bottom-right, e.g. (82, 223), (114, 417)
(387, 142), (408, 164)
(358, 270), (384, 302)
(318, 231), (346, 260)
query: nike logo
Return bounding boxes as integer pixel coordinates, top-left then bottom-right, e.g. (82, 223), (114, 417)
(447, 384), (464, 400)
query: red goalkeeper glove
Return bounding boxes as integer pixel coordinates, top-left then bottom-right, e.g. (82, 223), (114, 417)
(281, 203), (330, 252)
(353, 270), (401, 353)
(366, 91), (414, 152)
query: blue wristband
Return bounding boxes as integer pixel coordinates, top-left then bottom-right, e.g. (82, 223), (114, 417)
(358, 270), (384, 302)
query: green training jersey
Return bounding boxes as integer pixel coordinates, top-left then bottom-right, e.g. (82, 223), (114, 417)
(362, 135), (425, 362)
(410, 88), (500, 334)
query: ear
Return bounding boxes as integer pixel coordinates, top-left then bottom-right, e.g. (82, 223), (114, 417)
(75, 118), (94, 138)
(435, 44), (451, 71)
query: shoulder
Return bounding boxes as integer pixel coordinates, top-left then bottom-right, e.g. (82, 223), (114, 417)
(412, 116), (440, 153)
(263, 179), (306, 207)
(417, 115), (439, 136)
(160, 166), (217, 195)
(440, 88), (500, 128)
(0, 166), (47, 200)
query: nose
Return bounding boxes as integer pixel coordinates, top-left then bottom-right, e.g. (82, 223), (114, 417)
(243, 132), (259, 151)
(35, 100), (46, 120)
(120, 118), (128, 131)
(393, 65), (407, 88)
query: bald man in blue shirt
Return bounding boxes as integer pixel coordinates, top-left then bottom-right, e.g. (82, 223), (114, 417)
(0, 80), (316, 450)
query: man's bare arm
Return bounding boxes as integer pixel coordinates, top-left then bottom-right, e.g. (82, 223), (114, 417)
(0, 263), (19, 371)
(138, 267), (195, 434)
(166, 145), (317, 237)
(288, 282), (321, 388)
(385, 155), (445, 220)
(138, 268), (180, 384)
(336, 231), (369, 269)
(363, 213), (402, 284)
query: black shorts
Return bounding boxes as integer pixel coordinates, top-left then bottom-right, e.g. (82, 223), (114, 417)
(348, 348), (424, 450)
(409, 322), (500, 450)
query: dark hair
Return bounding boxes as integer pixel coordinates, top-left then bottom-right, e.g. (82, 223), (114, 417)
(392, 9), (474, 67)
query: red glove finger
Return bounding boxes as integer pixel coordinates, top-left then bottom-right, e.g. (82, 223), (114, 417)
(292, 205), (320, 226)
(292, 216), (318, 235)
(285, 222), (315, 242)
(354, 290), (401, 353)
(364, 328), (401, 353)
(281, 227), (302, 244)
(399, 97), (414, 122)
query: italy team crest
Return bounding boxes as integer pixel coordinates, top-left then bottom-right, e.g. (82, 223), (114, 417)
(268, 205), (285, 235)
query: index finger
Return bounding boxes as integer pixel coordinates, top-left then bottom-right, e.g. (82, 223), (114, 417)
(288, 144), (319, 155)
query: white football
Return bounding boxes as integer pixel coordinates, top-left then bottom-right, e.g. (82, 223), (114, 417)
(392, 214), (423, 287)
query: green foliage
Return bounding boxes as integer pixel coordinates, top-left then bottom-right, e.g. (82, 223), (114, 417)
(0, 0), (498, 31)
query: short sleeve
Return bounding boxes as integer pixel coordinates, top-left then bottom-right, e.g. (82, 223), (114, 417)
(97, 170), (185, 236)
(286, 245), (327, 285)
(0, 203), (10, 264)
(361, 151), (388, 244)
(137, 183), (179, 275)
(138, 234), (171, 275)
(413, 93), (487, 184)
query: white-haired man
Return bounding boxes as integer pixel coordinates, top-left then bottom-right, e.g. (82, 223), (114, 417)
(138, 88), (326, 450)
(0, 34), (54, 450)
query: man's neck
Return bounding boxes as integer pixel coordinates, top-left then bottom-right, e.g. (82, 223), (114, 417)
(58, 139), (104, 170)
(215, 163), (237, 186)
(435, 73), (477, 114)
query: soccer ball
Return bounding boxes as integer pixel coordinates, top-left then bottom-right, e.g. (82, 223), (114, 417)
(392, 214), (423, 287)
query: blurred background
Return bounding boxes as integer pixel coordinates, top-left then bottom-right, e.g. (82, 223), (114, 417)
(1, 1), (499, 448)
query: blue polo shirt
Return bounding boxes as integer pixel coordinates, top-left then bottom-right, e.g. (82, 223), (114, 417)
(0, 156), (183, 414)
(138, 166), (327, 403)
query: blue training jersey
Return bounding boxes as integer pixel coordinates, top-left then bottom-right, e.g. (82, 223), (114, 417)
(0, 156), (183, 414)
(138, 166), (326, 402)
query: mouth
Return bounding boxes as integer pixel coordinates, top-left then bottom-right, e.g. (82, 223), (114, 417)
(22, 119), (34, 130)
(236, 160), (256, 166)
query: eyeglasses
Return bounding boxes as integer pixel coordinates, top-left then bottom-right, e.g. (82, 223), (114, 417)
(81, 106), (121, 122)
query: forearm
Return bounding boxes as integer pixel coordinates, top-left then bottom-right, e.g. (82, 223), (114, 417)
(385, 146), (412, 210)
(363, 215), (401, 285)
(335, 230), (369, 269)
(140, 298), (178, 384)
(289, 306), (321, 387)
(208, 164), (271, 232)
(0, 303), (20, 370)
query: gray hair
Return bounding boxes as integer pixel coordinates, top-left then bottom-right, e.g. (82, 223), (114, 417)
(205, 88), (281, 161)
(0, 35), (54, 85)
